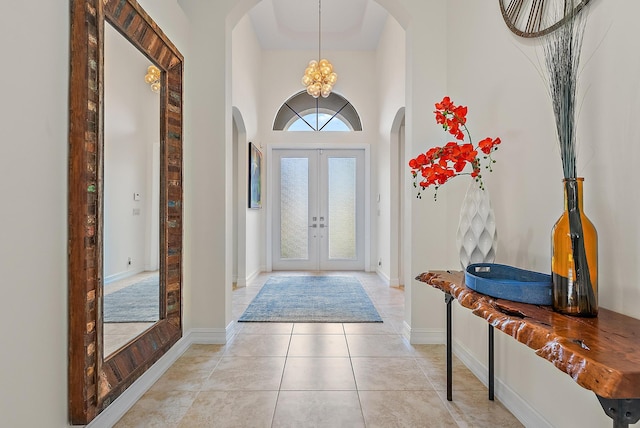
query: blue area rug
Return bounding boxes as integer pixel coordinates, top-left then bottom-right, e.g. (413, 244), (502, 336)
(104, 275), (159, 323)
(238, 276), (383, 323)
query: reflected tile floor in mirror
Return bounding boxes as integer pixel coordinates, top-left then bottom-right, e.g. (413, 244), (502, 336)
(115, 271), (522, 427)
(104, 271), (158, 356)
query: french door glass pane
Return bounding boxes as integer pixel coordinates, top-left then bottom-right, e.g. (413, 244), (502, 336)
(328, 157), (356, 259)
(280, 158), (309, 259)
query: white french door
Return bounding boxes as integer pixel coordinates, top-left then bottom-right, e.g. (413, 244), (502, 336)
(272, 149), (365, 270)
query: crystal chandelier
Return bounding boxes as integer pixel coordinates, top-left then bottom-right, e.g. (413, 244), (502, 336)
(144, 65), (161, 93)
(301, 0), (337, 98)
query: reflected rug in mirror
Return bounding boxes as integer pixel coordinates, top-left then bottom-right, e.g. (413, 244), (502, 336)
(104, 275), (160, 323)
(238, 276), (383, 323)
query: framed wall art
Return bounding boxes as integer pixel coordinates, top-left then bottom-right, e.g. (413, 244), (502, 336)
(249, 142), (262, 209)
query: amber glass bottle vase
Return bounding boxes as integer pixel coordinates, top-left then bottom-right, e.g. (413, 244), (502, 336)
(551, 178), (598, 316)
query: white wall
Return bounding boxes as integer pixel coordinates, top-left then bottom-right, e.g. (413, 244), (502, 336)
(232, 15), (264, 283)
(0, 1), (68, 426)
(375, 16), (406, 285)
(399, 0), (451, 345)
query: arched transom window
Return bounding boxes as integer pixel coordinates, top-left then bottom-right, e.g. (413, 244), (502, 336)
(273, 91), (362, 132)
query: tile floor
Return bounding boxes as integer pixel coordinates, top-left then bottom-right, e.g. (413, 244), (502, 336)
(115, 271), (522, 427)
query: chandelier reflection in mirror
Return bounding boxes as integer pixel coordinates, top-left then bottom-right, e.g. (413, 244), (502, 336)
(301, 0), (338, 98)
(144, 64), (161, 93)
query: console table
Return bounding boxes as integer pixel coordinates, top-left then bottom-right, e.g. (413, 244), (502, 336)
(417, 270), (640, 428)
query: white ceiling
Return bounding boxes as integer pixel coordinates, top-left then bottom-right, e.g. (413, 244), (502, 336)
(247, 0), (390, 51)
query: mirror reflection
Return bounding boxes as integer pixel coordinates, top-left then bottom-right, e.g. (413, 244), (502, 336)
(103, 22), (161, 357)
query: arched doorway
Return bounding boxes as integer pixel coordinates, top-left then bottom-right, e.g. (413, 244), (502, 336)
(232, 107), (248, 286)
(390, 107), (406, 287)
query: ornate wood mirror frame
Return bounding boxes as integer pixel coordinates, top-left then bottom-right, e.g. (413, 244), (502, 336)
(68, 0), (183, 424)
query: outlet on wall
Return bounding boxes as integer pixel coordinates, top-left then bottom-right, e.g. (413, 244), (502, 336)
(127, 257), (132, 266)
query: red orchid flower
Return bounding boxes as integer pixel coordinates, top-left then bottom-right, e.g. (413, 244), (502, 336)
(409, 97), (503, 200)
(478, 137), (501, 154)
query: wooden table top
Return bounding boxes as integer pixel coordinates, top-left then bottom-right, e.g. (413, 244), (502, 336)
(417, 270), (640, 399)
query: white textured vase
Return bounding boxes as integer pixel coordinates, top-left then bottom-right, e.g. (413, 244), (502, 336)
(456, 180), (498, 269)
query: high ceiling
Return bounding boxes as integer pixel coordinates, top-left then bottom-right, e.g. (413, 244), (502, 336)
(247, 0), (390, 51)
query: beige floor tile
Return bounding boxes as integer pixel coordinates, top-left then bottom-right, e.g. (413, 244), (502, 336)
(375, 303), (405, 317)
(413, 344), (448, 361)
(382, 315), (408, 334)
(202, 356), (286, 391)
(178, 391), (278, 428)
(418, 360), (488, 392)
(351, 357), (433, 391)
(233, 308), (249, 319)
(115, 272), (523, 428)
(346, 334), (416, 357)
(114, 389), (198, 428)
(359, 390), (458, 428)
(236, 322), (294, 334)
(287, 334), (350, 357)
(148, 365), (213, 393)
(342, 321), (397, 335)
(281, 357), (356, 390)
(233, 292), (262, 303)
(180, 343), (226, 358)
(414, 345), (468, 371)
(437, 389), (524, 428)
(223, 333), (291, 356)
(171, 345), (224, 372)
(293, 322), (345, 335)
(272, 391), (365, 428)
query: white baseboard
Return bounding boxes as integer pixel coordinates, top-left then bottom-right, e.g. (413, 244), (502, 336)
(236, 268), (261, 288)
(246, 269), (261, 284)
(187, 327), (229, 344)
(375, 269), (401, 287)
(236, 276), (247, 288)
(376, 269), (390, 285)
(407, 326), (445, 344)
(453, 339), (551, 428)
(235, 276), (245, 287)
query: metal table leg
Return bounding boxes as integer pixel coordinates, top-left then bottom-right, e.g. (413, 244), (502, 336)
(445, 293), (453, 401)
(597, 396), (640, 428)
(489, 324), (494, 401)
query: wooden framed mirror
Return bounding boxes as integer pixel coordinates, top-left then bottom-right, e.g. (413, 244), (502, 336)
(68, 0), (183, 424)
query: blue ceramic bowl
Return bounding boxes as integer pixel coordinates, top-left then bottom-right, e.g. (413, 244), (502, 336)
(464, 263), (552, 305)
